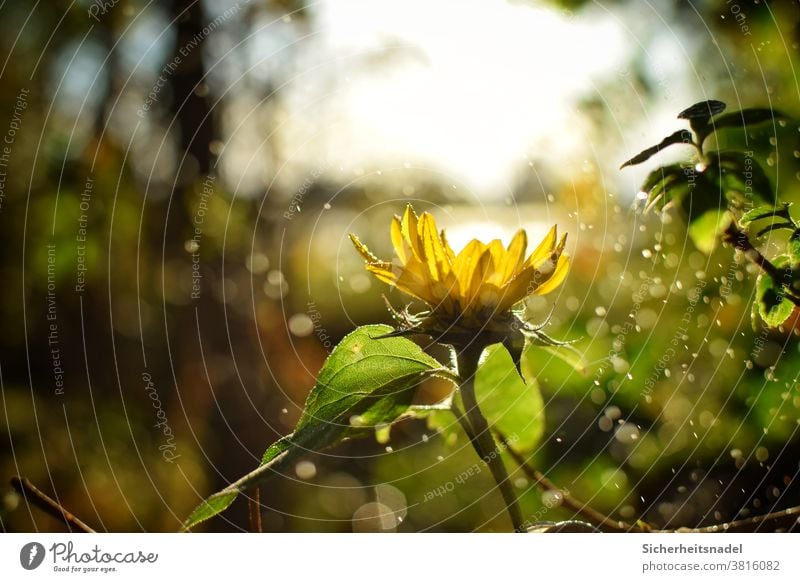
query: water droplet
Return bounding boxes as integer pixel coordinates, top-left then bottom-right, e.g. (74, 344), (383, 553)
(541, 490), (563, 507)
(615, 422), (640, 443)
(295, 460), (317, 480)
(288, 313), (314, 337)
(352, 502), (397, 532)
(246, 252), (270, 274)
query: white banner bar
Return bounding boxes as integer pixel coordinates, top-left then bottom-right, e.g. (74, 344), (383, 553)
(1, 533), (798, 580)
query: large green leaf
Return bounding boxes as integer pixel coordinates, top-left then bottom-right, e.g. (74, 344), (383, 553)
(181, 324), (453, 531)
(475, 344), (545, 453)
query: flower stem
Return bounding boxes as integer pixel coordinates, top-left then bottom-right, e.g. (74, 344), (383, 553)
(456, 345), (525, 532)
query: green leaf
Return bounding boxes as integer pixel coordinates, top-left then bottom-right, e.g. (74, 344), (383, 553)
(739, 205), (782, 228)
(636, 164), (691, 212)
(181, 324), (453, 531)
(755, 222), (797, 238)
(475, 344), (544, 453)
(678, 99), (727, 136)
(789, 236), (800, 264)
(530, 343), (588, 376)
(678, 99), (727, 122)
(620, 130), (693, 169)
(688, 209), (734, 254)
(678, 168), (723, 223)
(712, 151), (774, 205)
(709, 108), (788, 133)
(755, 257), (795, 328)
(182, 491), (239, 532)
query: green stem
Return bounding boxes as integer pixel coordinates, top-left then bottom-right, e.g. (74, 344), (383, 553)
(456, 344), (525, 532)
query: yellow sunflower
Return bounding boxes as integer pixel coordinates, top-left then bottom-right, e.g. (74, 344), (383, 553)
(350, 205), (569, 339)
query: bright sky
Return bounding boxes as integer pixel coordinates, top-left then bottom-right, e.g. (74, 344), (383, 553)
(277, 0), (631, 197)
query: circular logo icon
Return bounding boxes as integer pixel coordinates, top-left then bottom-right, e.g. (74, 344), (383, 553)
(19, 542), (46, 570)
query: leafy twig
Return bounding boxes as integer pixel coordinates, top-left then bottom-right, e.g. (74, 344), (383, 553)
(495, 431), (640, 532)
(11, 476), (96, 533)
(673, 506), (800, 533)
(497, 434), (800, 533)
(723, 223), (800, 306)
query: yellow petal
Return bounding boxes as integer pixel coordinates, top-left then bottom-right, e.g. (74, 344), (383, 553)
(364, 262), (398, 285)
(390, 216), (408, 263)
(440, 229), (456, 262)
(504, 229), (528, 279)
(401, 205), (423, 260)
(524, 225), (557, 269)
(452, 240), (486, 303)
(495, 264), (538, 312)
(532, 253), (570, 296)
(419, 213), (450, 281)
(466, 246), (494, 305)
(349, 234), (379, 262)
(484, 240), (509, 287)
(366, 262), (434, 305)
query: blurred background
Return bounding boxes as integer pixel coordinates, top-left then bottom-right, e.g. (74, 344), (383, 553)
(1, 0), (799, 532)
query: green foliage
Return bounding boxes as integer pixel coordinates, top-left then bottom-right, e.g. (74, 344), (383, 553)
(624, 101), (781, 235)
(687, 209), (733, 255)
(182, 324), (453, 530)
(755, 256), (796, 328)
(476, 344), (545, 453)
(739, 205), (787, 228)
(622, 100), (799, 329)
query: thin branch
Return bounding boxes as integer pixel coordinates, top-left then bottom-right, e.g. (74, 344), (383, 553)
(11, 476), (95, 533)
(672, 506), (800, 533)
(723, 224), (800, 306)
(247, 487), (262, 533)
(495, 431), (639, 532)
(497, 434), (800, 533)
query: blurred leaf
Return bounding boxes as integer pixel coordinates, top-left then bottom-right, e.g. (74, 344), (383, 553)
(755, 222), (797, 238)
(476, 344), (544, 453)
(637, 164), (691, 212)
(679, 169), (722, 222)
(524, 339), (588, 376)
(182, 324), (452, 530)
(620, 130), (693, 169)
(688, 209), (734, 254)
(713, 151), (774, 204)
(755, 257), (795, 328)
(709, 108), (788, 133)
